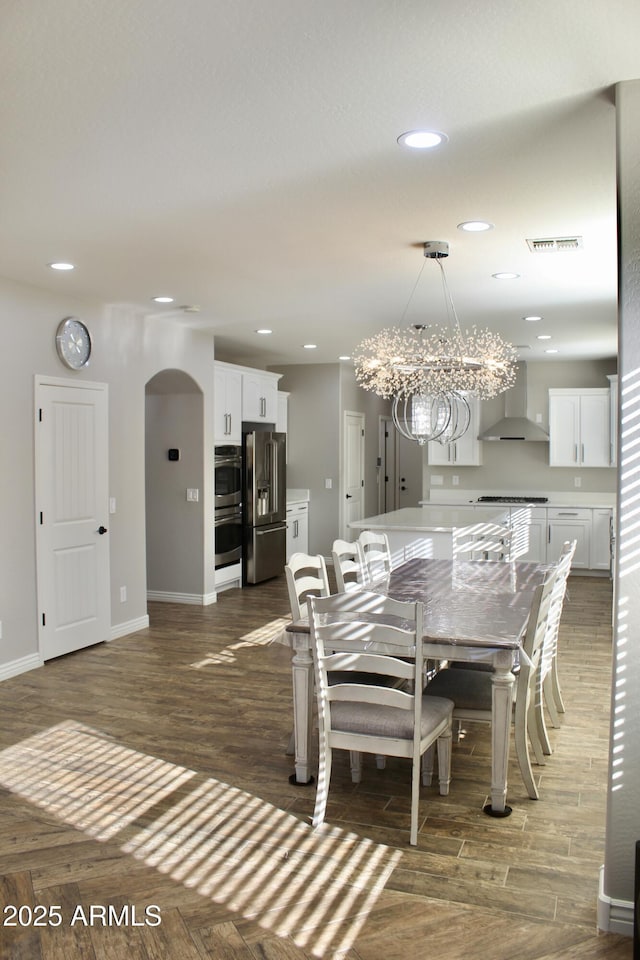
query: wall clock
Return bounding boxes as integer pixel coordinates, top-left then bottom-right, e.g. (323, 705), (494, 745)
(55, 317), (92, 369)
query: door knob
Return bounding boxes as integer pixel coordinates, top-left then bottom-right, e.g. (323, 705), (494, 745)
(98, 525), (108, 535)
(345, 494), (352, 499)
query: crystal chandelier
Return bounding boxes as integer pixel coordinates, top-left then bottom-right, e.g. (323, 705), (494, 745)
(353, 242), (518, 444)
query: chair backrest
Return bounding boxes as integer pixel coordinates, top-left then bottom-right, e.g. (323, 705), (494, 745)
(308, 590), (423, 733)
(517, 563), (560, 704)
(539, 539), (577, 680)
(331, 539), (363, 593)
(357, 531), (392, 585)
(452, 522), (512, 561)
(285, 552), (330, 621)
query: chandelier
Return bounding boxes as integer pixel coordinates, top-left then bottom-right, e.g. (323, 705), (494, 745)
(353, 242), (518, 444)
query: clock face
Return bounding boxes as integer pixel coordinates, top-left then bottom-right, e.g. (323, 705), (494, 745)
(55, 317), (92, 369)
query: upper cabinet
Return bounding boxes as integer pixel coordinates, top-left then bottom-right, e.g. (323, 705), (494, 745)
(427, 395), (482, 466)
(548, 388), (611, 468)
(242, 369), (279, 423)
(214, 362), (242, 445)
(608, 374), (618, 467)
(215, 362), (282, 443)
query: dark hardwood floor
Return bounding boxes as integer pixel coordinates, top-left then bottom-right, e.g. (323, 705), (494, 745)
(0, 572), (631, 959)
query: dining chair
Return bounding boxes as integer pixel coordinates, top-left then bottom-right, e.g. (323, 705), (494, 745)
(285, 552), (330, 620)
(308, 590), (454, 846)
(357, 530), (392, 585)
(530, 539), (576, 761)
(424, 564), (558, 800)
(331, 539), (363, 592)
(452, 522), (513, 561)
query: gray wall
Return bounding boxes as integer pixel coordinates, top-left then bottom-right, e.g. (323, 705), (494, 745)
(0, 279), (215, 672)
(145, 377), (205, 596)
(425, 359), (617, 496)
(272, 363), (389, 555)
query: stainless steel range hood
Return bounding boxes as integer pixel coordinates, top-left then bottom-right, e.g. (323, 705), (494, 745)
(479, 364), (549, 441)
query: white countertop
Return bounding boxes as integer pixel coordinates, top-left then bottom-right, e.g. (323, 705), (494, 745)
(348, 505), (507, 533)
(421, 491), (615, 509)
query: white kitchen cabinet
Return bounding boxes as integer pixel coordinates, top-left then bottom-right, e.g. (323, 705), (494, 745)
(214, 362), (242, 444)
(243, 370), (279, 423)
(509, 507), (547, 563)
(546, 507), (591, 568)
(608, 375), (618, 468)
(286, 500), (309, 560)
(548, 389), (611, 467)
(427, 395), (482, 466)
(591, 508), (613, 572)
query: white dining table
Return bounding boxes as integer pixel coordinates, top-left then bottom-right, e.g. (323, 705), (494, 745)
(280, 556), (550, 816)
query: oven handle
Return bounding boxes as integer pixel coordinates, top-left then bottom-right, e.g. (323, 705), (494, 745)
(214, 514), (241, 528)
(215, 456), (242, 467)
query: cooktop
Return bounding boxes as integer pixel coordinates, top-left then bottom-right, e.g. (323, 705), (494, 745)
(477, 495), (549, 504)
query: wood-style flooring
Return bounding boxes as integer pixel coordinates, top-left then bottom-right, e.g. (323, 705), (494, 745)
(0, 572), (631, 959)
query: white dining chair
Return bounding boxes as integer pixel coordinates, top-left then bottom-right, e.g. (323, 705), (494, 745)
(357, 530), (392, 585)
(530, 539), (576, 761)
(331, 539), (363, 592)
(308, 590), (454, 846)
(424, 564), (558, 800)
(452, 522), (513, 561)
(285, 552), (330, 620)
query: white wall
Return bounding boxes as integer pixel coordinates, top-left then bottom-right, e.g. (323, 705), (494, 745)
(0, 278), (215, 674)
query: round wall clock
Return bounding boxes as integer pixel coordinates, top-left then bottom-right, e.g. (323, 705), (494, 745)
(55, 316), (92, 369)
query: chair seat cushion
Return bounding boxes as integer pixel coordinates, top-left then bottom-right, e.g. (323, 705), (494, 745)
(331, 695), (453, 739)
(425, 667), (493, 710)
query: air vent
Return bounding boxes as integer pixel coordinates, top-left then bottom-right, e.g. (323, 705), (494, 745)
(526, 236), (583, 253)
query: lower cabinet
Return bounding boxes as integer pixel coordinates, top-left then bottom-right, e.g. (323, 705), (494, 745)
(546, 508), (592, 569)
(286, 500), (309, 560)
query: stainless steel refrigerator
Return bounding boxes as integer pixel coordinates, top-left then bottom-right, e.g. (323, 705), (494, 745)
(242, 429), (287, 584)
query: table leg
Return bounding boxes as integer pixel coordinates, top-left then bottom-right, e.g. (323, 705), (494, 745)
(289, 635), (315, 785)
(484, 648), (516, 817)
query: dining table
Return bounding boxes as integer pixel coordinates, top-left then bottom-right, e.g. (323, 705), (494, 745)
(280, 556), (551, 816)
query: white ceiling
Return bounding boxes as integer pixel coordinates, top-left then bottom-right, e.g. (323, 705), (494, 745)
(2, 1), (637, 368)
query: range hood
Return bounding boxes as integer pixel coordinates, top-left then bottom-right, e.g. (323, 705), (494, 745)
(479, 364), (549, 441)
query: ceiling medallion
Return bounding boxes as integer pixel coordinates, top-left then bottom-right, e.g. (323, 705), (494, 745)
(353, 243), (518, 444)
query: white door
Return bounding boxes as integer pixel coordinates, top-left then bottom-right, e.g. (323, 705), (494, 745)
(35, 377), (111, 660)
(343, 411), (365, 538)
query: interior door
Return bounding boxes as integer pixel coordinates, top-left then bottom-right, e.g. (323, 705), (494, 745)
(35, 376), (111, 660)
(343, 411), (365, 538)
(397, 431), (424, 508)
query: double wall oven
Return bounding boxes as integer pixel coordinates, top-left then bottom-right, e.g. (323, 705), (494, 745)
(214, 445), (242, 569)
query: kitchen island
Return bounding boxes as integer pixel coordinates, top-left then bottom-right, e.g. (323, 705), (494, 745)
(349, 505), (508, 564)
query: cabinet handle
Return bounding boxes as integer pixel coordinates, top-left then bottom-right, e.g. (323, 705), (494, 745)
(574, 444), (578, 463)
(293, 519), (299, 538)
(557, 512), (578, 517)
(581, 443), (585, 462)
(548, 525), (551, 544)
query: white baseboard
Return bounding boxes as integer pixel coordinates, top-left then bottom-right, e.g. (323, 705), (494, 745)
(597, 865), (635, 936)
(0, 653), (43, 681)
(147, 591), (217, 606)
(110, 615), (150, 641)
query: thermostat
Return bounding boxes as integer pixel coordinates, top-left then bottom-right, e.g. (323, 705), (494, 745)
(168, 448), (180, 461)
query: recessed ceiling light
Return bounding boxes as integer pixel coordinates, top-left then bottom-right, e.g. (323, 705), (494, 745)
(492, 272), (520, 280)
(523, 315), (543, 322)
(152, 296), (174, 303)
(457, 220), (493, 232)
(397, 129), (448, 150)
(48, 262), (75, 271)
(537, 334), (552, 340)
(338, 355), (351, 361)
(256, 328), (272, 335)
(545, 348), (559, 354)
(302, 344), (317, 350)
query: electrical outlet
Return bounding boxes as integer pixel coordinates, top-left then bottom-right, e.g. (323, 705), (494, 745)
(325, 478), (333, 489)
(574, 476), (582, 488)
(109, 497), (116, 514)
(120, 586), (127, 603)
(186, 488), (199, 502)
